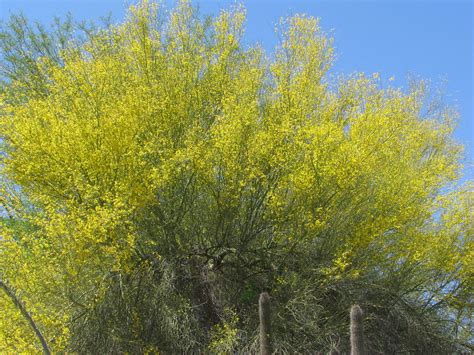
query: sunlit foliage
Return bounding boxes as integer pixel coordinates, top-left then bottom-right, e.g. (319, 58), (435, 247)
(1, 1), (472, 352)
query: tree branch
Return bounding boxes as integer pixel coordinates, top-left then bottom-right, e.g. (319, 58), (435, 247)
(0, 279), (51, 354)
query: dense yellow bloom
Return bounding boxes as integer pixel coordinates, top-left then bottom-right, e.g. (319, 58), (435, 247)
(0, 0), (471, 352)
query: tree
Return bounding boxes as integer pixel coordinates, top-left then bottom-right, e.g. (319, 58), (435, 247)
(1, 1), (472, 352)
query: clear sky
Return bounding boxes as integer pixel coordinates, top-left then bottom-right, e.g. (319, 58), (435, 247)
(1, 0), (472, 180)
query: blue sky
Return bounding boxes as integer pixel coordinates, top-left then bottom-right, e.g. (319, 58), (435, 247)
(1, 0), (472, 179)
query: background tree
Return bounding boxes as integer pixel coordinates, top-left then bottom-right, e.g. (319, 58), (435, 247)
(1, 0), (472, 353)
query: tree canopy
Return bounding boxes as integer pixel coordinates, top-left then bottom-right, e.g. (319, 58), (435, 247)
(0, 1), (472, 353)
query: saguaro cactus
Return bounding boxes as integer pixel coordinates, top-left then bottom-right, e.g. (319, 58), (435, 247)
(350, 304), (366, 355)
(259, 292), (273, 355)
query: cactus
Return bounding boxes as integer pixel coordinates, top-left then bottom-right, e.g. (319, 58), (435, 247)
(350, 304), (366, 355)
(259, 292), (273, 355)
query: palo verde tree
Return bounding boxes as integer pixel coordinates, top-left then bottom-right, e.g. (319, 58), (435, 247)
(1, 1), (472, 353)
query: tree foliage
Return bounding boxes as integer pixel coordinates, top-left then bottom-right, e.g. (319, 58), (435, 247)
(0, 1), (472, 353)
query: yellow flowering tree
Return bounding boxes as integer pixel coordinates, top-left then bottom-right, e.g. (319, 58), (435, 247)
(1, 1), (472, 353)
